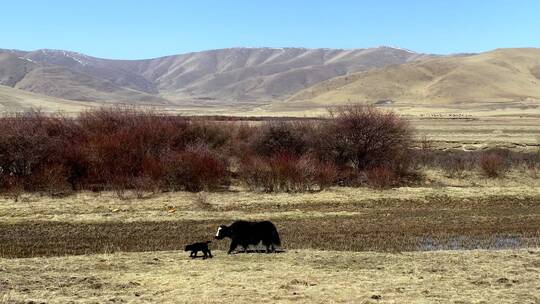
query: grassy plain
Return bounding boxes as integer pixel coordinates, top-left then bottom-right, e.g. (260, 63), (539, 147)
(0, 120), (539, 302)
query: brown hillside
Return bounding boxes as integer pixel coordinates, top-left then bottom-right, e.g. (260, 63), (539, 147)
(285, 48), (540, 107)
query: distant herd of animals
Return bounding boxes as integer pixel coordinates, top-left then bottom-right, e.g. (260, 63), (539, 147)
(419, 113), (475, 120)
(184, 220), (281, 259)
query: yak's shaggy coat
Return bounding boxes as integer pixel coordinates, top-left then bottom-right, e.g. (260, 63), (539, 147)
(215, 220), (281, 253)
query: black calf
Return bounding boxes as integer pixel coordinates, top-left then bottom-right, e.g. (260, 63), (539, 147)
(185, 241), (213, 259)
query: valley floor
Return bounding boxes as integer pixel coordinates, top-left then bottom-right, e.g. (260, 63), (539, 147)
(0, 171), (539, 303)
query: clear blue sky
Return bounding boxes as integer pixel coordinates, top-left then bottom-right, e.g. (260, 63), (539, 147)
(2, 0), (539, 59)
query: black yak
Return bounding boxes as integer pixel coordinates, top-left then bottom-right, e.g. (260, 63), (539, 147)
(215, 220), (281, 253)
(185, 241), (213, 259)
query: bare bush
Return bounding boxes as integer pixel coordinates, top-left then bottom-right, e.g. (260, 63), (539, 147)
(133, 177), (160, 199)
(479, 152), (508, 178)
(250, 121), (312, 156)
(0, 176), (24, 202)
(314, 162), (338, 190)
(238, 156), (272, 191)
(239, 153), (336, 192)
(439, 152), (474, 178)
(366, 166), (396, 189)
(162, 145), (229, 192)
(335, 166), (364, 186)
(29, 164), (72, 195)
(193, 191), (213, 210)
(415, 135), (435, 167)
(321, 105), (414, 174)
(0, 111), (74, 193)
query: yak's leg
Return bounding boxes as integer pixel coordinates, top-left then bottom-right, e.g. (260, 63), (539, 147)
(240, 243), (249, 253)
(202, 250), (208, 260)
(207, 248), (213, 258)
(190, 250), (197, 258)
(262, 239), (272, 253)
(228, 239), (238, 254)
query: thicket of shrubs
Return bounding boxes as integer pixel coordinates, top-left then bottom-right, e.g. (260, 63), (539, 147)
(0, 109), (231, 196)
(0, 105), (536, 196)
(239, 154), (337, 192)
(0, 105), (417, 195)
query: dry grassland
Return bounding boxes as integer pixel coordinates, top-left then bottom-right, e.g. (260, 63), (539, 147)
(1, 249), (539, 303)
(1, 171), (539, 257)
(0, 171), (538, 303)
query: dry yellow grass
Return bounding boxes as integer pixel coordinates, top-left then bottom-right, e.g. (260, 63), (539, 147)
(0, 85), (95, 113)
(1, 249), (538, 303)
(1, 170), (539, 224)
(409, 116), (540, 150)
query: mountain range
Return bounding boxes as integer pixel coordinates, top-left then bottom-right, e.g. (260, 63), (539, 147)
(0, 47), (430, 111)
(1, 46), (539, 113)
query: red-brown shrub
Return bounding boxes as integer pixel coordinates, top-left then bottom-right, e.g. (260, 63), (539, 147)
(479, 152), (508, 178)
(250, 122), (313, 156)
(366, 166), (397, 189)
(321, 104), (413, 173)
(227, 122), (258, 159)
(162, 145), (229, 192)
(0, 176), (24, 201)
(238, 153), (336, 192)
(77, 108), (232, 192)
(0, 108), (234, 195)
(314, 161), (338, 190)
(237, 155), (272, 192)
(28, 164), (71, 194)
(335, 166), (364, 186)
(0, 111), (74, 193)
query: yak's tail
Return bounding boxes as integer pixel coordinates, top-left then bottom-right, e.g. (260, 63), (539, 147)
(272, 228), (281, 247)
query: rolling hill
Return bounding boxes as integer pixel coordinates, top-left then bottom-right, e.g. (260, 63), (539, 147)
(0, 84), (93, 112)
(280, 48), (540, 110)
(0, 52), (167, 105)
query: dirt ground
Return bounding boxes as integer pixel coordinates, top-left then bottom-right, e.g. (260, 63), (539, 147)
(1, 249), (539, 304)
